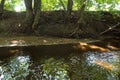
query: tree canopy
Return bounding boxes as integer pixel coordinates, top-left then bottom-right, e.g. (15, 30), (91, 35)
(1, 0), (120, 12)
(0, 0), (120, 36)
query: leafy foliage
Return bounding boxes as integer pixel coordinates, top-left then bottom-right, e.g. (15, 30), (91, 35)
(2, 0), (120, 11)
(4, 0), (25, 11)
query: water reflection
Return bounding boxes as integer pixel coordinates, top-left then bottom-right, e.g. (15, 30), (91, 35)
(0, 55), (30, 80)
(29, 58), (70, 80)
(66, 51), (120, 80)
(0, 51), (120, 80)
(86, 51), (120, 71)
(85, 51), (120, 80)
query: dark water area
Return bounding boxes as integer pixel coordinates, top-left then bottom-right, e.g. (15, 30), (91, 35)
(0, 49), (120, 80)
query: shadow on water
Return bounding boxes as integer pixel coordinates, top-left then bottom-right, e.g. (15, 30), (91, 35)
(1, 50), (120, 80)
(0, 38), (120, 80)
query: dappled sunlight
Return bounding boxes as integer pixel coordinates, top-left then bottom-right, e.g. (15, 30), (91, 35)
(73, 42), (111, 52)
(68, 51), (120, 80)
(0, 55), (30, 80)
(94, 60), (114, 70)
(18, 23), (21, 27)
(8, 49), (19, 54)
(88, 0), (120, 11)
(0, 47), (120, 79)
(86, 51), (120, 72)
(88, 45), (109, 52)
(10, 40), (25, 44)
(10, 40), (26, 46)
(29, 58), (70, 80)
(107, 45), (119, 50)
(42, 58), (69, 80)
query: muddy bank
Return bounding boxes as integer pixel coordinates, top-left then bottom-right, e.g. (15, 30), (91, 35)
(0, 11), (120, 38)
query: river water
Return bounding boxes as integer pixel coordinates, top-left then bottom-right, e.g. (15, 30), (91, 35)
(0, 36), (120, 80)
(0, 50), (120, 80)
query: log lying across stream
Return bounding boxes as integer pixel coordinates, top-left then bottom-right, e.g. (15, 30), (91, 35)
(0, 36), (119, 58)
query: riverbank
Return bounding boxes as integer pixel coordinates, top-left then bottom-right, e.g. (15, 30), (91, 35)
(0, 11), (120, 38)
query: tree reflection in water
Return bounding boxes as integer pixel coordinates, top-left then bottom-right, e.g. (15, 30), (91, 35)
(0, 51), (120, 80)
(29, 58), (70, 80)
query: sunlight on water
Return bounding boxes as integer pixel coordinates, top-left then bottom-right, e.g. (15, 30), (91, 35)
(29, 58), (70, 80)
(86, 51), (120, 80)
(0, 50), (120, 80)
(0, 55), (30, 80)
(87, 51), (119, 69)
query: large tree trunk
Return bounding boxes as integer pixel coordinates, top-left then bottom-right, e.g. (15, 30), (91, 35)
(23, 0), (41, 34)
(0, 0), (5, 16)
(24, 0), (34, 33)
(69, 0), (86, 37)
(32, 0), (41, 32)
(67, 0), (73, 15)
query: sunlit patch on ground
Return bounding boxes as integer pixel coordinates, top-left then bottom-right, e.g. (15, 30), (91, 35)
(9, 40), (26, 46)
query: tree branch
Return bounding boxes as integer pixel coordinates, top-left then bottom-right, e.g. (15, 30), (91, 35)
(100, 23), (120, 35)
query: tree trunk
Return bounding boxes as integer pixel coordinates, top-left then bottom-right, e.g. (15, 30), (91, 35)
(32, 0), (41, 31)
(77, 0), (86, 24)
(0, 0), (5, 16)
(67, 0), (73, 15)
(69, 0), (86, 37)
(59, 0), (66, 10)
(24, 0), (34, 33)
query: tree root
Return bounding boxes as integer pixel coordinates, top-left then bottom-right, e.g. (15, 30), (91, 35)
(68, 25), (80, 37)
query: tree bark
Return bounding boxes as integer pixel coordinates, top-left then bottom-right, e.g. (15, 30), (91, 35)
(77, 0), (86, 24)
(69, 0), (86, 37)
(23, 0), (41, 34)
(32, 0), (41, 31)
(67, 0), (73, 15)
(23, 0), (34, 33)
(0, 0), (5, 16)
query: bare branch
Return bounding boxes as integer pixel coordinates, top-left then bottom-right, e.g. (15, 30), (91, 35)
(100, 23), (120, 35)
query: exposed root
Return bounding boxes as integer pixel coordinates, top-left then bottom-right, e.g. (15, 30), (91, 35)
(69, 26), (79, 37)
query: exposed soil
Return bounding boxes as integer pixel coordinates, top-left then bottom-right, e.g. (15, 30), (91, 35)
(0, 10), (120, 38)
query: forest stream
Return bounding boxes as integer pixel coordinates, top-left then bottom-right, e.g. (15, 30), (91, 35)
(0, 36), (120, 80)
